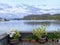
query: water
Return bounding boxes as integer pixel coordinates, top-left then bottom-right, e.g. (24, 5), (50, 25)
(0, 20), (60, 35)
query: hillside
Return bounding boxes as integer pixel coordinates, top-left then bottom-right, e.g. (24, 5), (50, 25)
(23, 14), (60, 20)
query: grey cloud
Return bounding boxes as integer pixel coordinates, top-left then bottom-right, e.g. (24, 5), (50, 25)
(0, 8), (4, 10)
(16, 4), (60, 14)
(22, 4), (40, 14)
(0, 3), (60, 16)
(0, 3), (12, 10)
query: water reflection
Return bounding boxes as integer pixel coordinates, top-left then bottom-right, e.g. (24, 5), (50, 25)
(24, 22), (51, 25)
(0, 20), (60, 35)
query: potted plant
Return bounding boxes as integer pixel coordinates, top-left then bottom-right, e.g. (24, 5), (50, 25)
(53, 31), (59, 42)
(28, 35), (37, 42)
(46, 33), (54, 42)
(54, 30), (60, 43)
(46, 32), (59, 42)
(33, 24), (47, 43)
(7, 29), (21, 45)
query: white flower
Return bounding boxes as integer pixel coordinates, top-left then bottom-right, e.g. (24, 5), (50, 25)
(10, 33), (14, 37)
(7, 30), (15, 37)
(7, 29), (20, 38)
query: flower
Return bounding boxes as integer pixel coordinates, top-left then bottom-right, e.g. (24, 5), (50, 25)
(7, 29), (21, 40)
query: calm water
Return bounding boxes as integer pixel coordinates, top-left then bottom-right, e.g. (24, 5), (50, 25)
(0, 20), (60, 35)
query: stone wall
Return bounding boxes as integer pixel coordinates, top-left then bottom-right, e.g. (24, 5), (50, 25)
(0, 34), (9, 45)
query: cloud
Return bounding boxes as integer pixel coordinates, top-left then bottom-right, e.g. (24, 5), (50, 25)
(0, 3), (30, 18)
(3, 7), (28, 13)
(0, 4), (29, 14)
(0, 3), (60, 17)
(0, 8), (4, 10)
(0, 3), (12, 9)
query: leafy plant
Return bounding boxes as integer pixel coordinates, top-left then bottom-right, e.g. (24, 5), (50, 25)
(46, 33), (54, 40)
(53, 30), (60, 39)
(46, 32), (59, 40)
(7, 29), (21, 40)
(28, 35), (38, 40)
(33, 24), (47, 39)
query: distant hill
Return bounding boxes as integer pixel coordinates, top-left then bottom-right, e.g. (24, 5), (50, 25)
(23, 14), (60, 20)
(0, 14), (60, 20)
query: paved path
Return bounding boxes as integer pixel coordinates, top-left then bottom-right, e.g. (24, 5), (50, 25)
(17, 42), (60, 45)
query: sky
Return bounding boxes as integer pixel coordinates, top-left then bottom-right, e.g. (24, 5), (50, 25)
(0, 0), (60, 18)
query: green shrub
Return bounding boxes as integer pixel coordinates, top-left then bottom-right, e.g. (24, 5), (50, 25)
(12, 30), (21, 40)
(33, 24), (47, 39)
(28, 35), (38, 40)
(46, 33), (54, 40)
(46, 32), (59, 40)
(53, 30), (60, 39)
